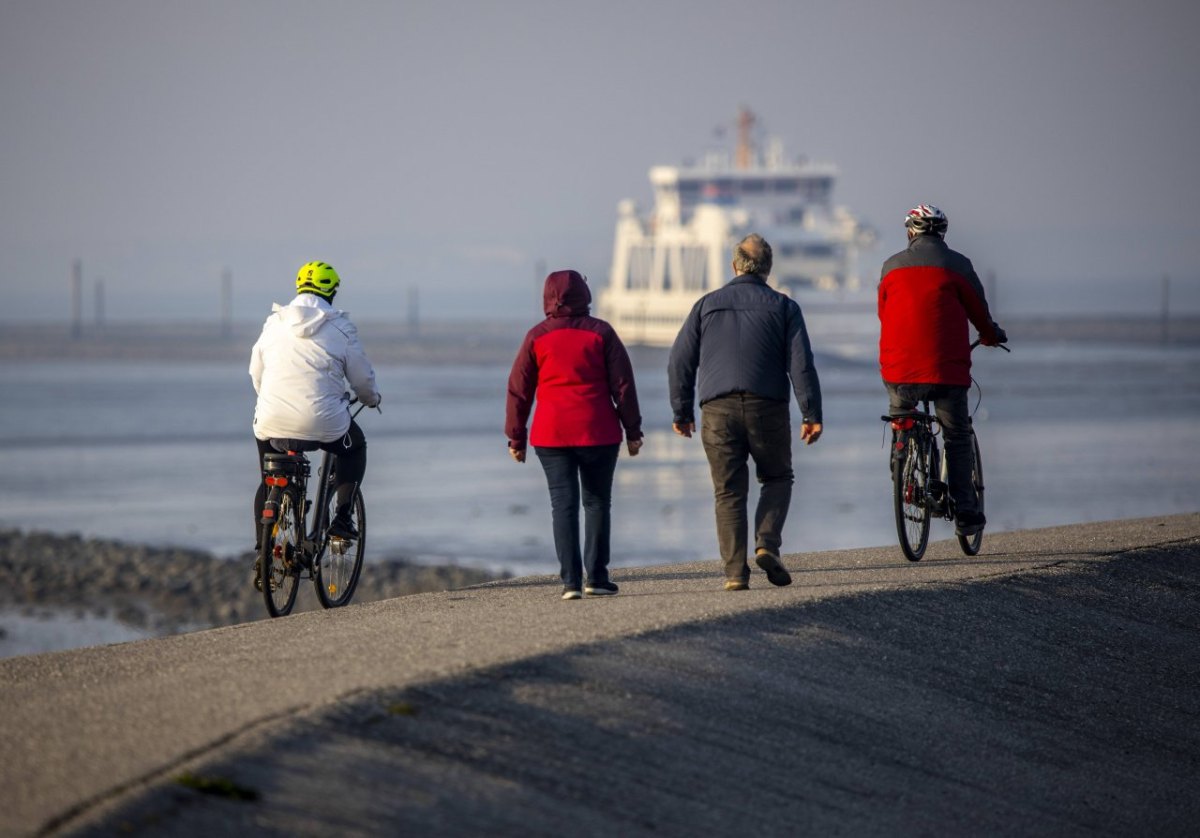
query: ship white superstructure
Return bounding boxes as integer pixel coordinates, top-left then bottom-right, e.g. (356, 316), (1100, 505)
(597, 111), (875, 347)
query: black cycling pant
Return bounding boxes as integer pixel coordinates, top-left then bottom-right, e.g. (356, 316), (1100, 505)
(253, 420), (367, 537)
(885, 383), (978, 517)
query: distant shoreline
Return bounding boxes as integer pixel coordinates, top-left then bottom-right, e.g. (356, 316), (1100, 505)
(1, 314), (1197, 363)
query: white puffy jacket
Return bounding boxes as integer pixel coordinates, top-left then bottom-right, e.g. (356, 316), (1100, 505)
(249, 294), (381, 443)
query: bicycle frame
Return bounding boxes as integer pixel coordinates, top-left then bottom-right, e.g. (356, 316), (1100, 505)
(301, 449), (336, 558)
(891, 408), (953, 519)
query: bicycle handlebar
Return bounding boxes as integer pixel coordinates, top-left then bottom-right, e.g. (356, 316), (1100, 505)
(970, 339), (1011, 353)
(346, 393), (382, 417)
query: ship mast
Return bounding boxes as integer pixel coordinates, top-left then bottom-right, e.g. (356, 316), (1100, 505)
(735, 106), (755, 170)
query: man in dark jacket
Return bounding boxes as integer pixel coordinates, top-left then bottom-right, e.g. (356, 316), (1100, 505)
(878, 204), (1006, 536)
(668, 233), (823, 591)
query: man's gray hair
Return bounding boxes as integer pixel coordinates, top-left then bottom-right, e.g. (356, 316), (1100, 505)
(733, 234), (773, 276)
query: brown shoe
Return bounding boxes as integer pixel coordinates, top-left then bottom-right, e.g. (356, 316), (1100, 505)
(723, 579), (749, 591)
(755, 549), (793, 587)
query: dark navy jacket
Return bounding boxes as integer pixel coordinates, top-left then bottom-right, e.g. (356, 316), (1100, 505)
(668, 274), (822, 425)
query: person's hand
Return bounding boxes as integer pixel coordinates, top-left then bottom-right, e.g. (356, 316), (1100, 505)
(673, 422), (695, 438)
(364, 393), (382, 408)
(982, 325), (1007, 346)
(627, 438), (643, 456)
(800, 422), (823, 445)
(509, 446), (526, 463)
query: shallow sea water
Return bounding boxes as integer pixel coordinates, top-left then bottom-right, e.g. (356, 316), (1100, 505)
(0, 607), (154, 658)
(3, 339), (1198, 579)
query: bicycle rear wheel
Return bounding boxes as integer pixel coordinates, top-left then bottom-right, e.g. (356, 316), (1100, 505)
(957, 431), (985, 556)
(314, 488), (365, 608)
(260, 488), (302, 617)
(893, 429), (931, 561)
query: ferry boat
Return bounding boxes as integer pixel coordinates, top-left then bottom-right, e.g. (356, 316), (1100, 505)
(597, 109), (876, 348)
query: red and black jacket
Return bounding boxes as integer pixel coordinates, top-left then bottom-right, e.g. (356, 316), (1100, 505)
(878, 234), (1000, 387)
(506, 270), (642, 451)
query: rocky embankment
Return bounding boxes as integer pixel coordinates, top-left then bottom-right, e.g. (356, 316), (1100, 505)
(0, 530), (504, 633)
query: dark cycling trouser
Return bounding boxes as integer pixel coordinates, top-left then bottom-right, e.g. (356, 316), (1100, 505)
(252, 420), (367, 537)
(885, 383), (978, 517)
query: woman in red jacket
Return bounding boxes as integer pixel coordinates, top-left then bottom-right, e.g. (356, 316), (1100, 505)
(506, 270), (644, 600)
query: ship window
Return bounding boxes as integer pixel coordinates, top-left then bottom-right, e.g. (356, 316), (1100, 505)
(777, 242), (837, 259)
(772, 178), (800, 193)
(740, 180), (766, 194)
(804, 178), (832, 202)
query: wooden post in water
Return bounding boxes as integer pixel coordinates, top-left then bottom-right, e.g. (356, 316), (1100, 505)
(221, 267), (233, 339)
(70, 259), (83, 339)
(535, 259), (546, 317)
(407, 286), (420, 337)
(94, 278), (105, 330)
(1161, 274), (1170, 344)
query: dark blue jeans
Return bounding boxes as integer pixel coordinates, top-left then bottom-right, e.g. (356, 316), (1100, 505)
(534, 444), (620, 590)
(885, 383), (978, 516)
(700, 395), (794, 582)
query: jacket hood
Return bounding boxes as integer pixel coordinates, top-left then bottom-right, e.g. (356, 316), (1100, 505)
(542, 270), (591, 317)
(273, 294), (336, 338)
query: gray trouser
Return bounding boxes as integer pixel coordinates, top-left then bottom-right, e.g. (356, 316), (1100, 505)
(886, 383), (978, 517)
(700, 395), (794, 582)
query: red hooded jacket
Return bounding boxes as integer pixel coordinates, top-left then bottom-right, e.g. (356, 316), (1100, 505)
(506, 270), (642, 450)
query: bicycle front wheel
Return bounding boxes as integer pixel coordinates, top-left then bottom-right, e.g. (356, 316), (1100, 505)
(314, 488), (365, 609)
(893, 430), (931, 561)
(260, 488), (302, 617)
(957, 431), (985, 556)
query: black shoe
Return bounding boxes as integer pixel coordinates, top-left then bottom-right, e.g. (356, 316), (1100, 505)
(584, 581), (619, 596)
(955, 510), (986, 536)
(561, 587), (582, 600)
(755, 550), (793, 587)
(328, 513), (359, 540)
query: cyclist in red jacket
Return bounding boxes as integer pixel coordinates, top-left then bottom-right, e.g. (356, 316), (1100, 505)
(878, 204), (1006, 536)
(506, 269), (643, 600)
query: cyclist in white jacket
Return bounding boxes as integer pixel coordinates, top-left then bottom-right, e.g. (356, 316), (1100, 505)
(250, 261), (381, 543)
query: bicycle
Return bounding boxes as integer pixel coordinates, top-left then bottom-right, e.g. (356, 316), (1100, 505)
(256, 401), (375, 617)
(882, 341), (1008, 561)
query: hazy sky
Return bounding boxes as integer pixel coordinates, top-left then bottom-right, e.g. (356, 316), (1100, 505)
(2, 0), (1198, 322)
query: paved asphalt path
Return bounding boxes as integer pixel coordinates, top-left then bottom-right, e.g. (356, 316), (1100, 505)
(2, 513), (1198, 836)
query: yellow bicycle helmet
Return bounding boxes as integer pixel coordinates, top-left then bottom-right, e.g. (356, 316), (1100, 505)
(295, 261), (340, 298)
